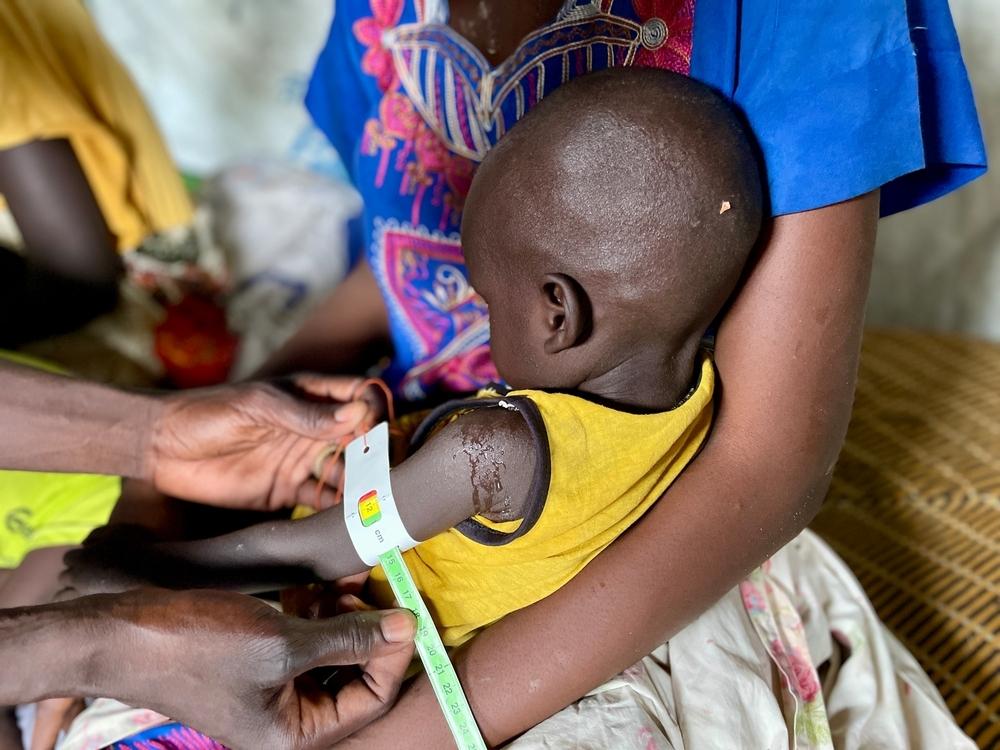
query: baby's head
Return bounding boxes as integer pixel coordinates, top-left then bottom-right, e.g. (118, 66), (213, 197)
(462, 67), (762, 396)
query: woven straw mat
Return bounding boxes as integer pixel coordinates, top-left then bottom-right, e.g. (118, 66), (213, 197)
(811, 329), (1000, 749)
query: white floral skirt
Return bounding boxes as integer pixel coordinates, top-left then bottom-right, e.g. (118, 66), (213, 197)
(509, 530), (974, 750)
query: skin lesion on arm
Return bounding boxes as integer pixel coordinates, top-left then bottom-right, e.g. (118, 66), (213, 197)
(281, 404), (536, 582)
(389, 404), (538, 541)
(301, 403), (538, 579)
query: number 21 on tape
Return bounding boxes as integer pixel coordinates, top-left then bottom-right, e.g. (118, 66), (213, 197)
(378, 547), (486, 749)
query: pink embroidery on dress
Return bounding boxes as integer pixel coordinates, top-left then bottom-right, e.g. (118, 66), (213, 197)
(440, 155), (473, 229)
(405, 341), (498, 396)
(380, 224), (485, 353)
(409, 126), (449, 224)
(363, 91), (423, 186)
(374, 221), (498, 396)
(353, 0), (404, 92)
(358, 35), (475, 226)
(631, 0), (694, 73)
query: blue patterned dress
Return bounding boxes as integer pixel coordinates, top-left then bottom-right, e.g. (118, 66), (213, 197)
(305, 0), (984, 402)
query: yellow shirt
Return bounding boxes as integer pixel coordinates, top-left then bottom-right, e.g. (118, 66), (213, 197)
(370, 354), (715, 647)
(0, 0), (192, 251)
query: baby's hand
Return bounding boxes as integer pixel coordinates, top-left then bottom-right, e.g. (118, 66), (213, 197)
(58, 524), (163, 598)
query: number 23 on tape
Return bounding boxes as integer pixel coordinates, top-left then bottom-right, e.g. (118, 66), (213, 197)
(378, 547), (487, 750)
(342, 424), (486, 749)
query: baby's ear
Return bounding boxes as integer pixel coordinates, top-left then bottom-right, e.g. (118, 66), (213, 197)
(541, 273), (591, 354)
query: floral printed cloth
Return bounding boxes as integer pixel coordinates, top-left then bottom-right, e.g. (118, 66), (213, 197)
(510, 530), (974, 749)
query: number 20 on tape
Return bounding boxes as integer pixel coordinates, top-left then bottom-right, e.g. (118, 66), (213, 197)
(378, 547), (487, 749)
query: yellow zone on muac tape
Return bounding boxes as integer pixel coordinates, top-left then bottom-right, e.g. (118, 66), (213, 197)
(358, 489), (383, 526)
(293, 490), (382, 527)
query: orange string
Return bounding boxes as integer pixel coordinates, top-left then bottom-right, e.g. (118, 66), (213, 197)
(314, 378), (399, 509)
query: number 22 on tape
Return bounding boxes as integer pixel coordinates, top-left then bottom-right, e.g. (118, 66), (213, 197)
(378, 547), (487, 749)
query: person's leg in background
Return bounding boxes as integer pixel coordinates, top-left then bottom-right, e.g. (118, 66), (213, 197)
(0, 139), (121, 348)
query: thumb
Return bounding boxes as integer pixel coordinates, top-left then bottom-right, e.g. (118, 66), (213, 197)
(291, 375), (365, 402)
(292, 375), (387, 417)
(280, 609), (416, 679)
(277, 394), (374, 442)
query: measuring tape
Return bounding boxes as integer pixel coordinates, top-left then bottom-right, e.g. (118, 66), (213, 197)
(339, 423), (486, 749)
(379, 547), (487, 749)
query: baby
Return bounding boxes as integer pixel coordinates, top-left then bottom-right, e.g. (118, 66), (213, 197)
(65, 67), (762, 648)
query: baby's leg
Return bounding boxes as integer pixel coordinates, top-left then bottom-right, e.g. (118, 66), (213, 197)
(0, 546), (72, 609)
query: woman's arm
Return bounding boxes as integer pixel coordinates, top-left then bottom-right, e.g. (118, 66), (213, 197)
(342, 192), (880, 747)
(256, 259), (392, 377)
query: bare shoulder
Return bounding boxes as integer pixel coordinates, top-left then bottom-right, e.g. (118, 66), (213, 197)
(390, 403), (540, 539)
(453, 404), (538, 517)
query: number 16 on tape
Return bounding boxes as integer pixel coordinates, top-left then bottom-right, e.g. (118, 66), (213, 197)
(378, 547), (487, 749)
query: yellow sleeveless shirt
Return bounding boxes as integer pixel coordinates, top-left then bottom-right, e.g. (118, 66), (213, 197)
(369, 354), (715, 647)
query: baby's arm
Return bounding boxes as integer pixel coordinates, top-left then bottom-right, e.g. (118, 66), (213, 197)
(62, 406), (536, 595)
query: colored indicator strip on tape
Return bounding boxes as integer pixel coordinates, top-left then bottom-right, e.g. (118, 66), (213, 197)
(378, 547), (487, 750)
(358, 490), (383, 526)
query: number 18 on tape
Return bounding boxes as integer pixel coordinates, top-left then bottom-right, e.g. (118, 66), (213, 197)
(341, 423), (486, 749)
(379, 547), (487, 750)
(378, 547), (486, 750)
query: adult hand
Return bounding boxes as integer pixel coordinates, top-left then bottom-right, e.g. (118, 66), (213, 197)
(10, 589), (415, 750)
(149, 376), (387, 511)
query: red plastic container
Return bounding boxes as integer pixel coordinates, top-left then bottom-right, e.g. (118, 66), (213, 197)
(154, 296), (238, 388)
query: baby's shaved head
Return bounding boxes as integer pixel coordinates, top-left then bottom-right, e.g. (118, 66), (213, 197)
(463, 67), (762, 364)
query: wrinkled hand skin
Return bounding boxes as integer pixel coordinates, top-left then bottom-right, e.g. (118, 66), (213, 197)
(148, 376), (380, 511)
(78, 589), (414, 750)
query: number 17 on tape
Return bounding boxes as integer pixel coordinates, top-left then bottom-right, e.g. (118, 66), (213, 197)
(378, 547), (487, 749)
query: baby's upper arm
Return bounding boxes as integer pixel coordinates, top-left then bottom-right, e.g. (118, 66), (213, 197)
(391, 404), (538, 542)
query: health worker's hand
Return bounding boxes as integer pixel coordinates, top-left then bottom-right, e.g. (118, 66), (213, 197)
(148, 376), (388, 511)
(62, 589), (414, 750)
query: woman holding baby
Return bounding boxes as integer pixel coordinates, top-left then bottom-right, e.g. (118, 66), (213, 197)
(263, 0), (985, 746)
(0, 1), (986, 748)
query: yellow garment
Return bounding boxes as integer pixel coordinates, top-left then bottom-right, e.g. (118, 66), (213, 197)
(0, 471), (120, 569)
(0, 0), (192, 251)
(0, 351), (120, 568)
(371, 354), (715, 647)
